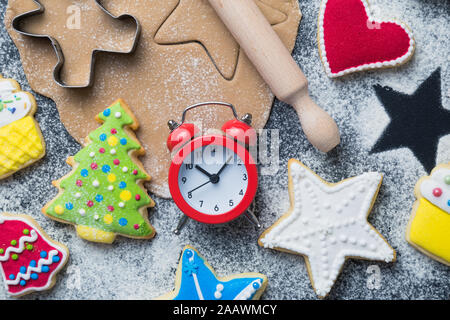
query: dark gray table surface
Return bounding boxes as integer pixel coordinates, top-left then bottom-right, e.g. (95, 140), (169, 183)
(0, 0), (448, 299)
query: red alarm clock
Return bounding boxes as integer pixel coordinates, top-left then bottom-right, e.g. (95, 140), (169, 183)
(167, 102), (261, 234)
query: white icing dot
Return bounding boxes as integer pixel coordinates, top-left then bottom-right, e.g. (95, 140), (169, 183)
(115, 112), (122, 118)
(94, 214), (99, 220)
(74, 192), (81, 199)
(370, 244), (377, 251)
(349, 237), (357, 245)
(340, 235), (347, 243)
(122, 167), (128, 173)
(119, 202), (125, 208)
(108, 185), (114, 191)
(110, 149), (117, 155)
(92, 180), (100, 188)
(79, 209), (86, 216)
(89, 152), (95, 158)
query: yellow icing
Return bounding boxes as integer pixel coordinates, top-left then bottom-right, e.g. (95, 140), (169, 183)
(108, 136), (118, 146)
(76, 225), (116, 244)
(409, 198), (450, 263)
(0, 116), (44, 177)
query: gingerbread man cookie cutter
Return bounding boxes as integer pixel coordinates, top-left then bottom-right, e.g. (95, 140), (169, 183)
(11, 0), (141, 89)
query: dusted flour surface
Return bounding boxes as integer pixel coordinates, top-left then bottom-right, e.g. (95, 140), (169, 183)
(4, 0), (301, 198)
(0, 0), (449, 300)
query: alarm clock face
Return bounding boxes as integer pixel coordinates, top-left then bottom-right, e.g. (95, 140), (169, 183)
(169, 135), (258, 224)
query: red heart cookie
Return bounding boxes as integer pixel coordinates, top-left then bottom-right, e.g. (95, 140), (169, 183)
(318, 0), (415, 78)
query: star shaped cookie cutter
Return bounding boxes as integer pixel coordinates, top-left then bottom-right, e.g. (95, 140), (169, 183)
(11, 0), (141, 89)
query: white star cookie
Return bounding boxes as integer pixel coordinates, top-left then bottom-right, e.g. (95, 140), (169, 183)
(258, 159), (395, 298)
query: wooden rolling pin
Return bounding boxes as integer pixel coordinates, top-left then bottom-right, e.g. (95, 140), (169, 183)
(208, 0), (340, 152)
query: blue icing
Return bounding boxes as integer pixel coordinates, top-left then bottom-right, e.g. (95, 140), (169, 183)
(173, 248), (263, 300)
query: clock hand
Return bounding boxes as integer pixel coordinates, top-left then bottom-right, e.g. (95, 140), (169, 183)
(188, 180), (211, 194)
(195, 165), (214, 178)
(216, 155), (234, 176)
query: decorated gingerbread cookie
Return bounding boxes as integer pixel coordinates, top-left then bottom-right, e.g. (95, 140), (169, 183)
(157, 246), (268, 300)
(42, 99), (156, 244)
(406, 163), (450, 266)
(0, 213), (69, 297)
(259, 159), (396, 298)
(317, 0), (415, 78)
(0, 75), (45, 179)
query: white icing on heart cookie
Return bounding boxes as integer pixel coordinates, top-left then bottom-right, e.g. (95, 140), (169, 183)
(420, 168), (450, 214)
(0, 79), (33, 128)
(259, 159), (395, 298)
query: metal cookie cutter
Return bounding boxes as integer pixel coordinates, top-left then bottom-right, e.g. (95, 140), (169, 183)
(11, 0), (141, 89)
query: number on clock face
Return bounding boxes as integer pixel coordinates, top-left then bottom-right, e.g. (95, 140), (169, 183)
(178, 145), (249, 215)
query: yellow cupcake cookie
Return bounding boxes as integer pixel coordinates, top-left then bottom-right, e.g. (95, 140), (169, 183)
(0, 76), (45, 179)
(406, 163), (450, 266)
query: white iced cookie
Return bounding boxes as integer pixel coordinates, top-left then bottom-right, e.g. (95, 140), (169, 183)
(0, 78), (33, 128)
(0, 76), (45, 179)
(259, 159), (395, 298)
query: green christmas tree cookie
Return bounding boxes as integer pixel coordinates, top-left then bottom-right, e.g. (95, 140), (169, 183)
(43, 99), (156, 244)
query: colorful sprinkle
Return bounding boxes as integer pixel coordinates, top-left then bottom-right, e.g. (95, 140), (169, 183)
(115, 112), (122, 118)
(120, 138), (127, 145)
(110, 149), (117, 155)
(23, 229), (30, 235)
(42, 266), (50, 273)
(94, 215), (100, 220)
(134, 224), (140, 230)
(95, 194), (104, 202)
(103, 109), (111, 117)
(91, 163), (98, 170)
(135, 194), (141, 201)
(55, 205), (64, 215)
(108, 185), (114, 191)
(433, 188), (443, 197)
(79, 209), (86, 216)
(11, 240), (17, 246)
(53, 255), (60, 263)
(111, 128), (117, 135)
(89, 152), (95, 158)
(0, 249), (4, 254)
(81, 169), (89, 177)
(445, 175), (450, 185)
(107, 206), (114, 212)
(132, 169), (138, 175)
(119, 218), (128, 226)
(40, 251), (48, 258)
(26, 244), (33, 251)
(74, 192), (82, 199)
(65, 202), (74, 210)
(87, 200), (94, 207)
(99, 133), (107, 141)
(30, 260), (37, 267)
(119, 202), (125, 208)
(99, 148), (106, 154)
(31, 273), (39, 280)
(76, 180), (83, 187)
(20, 280), (26, 286)
(119, 182), (127, 189)
(11, 254), (18, 261)
(102, 165), (111, 173)
(92, 180), (100, 188)
(107, 173), (116, 182)
(120, 190), (132, 201)
(122, 167), (128, 173)
(113, 159), (120, 166)
(108, 136), (118, 146)
(104, 214), (114, 225)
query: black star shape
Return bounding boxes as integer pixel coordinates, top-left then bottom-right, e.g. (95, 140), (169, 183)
(370, 68), (450, 172)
